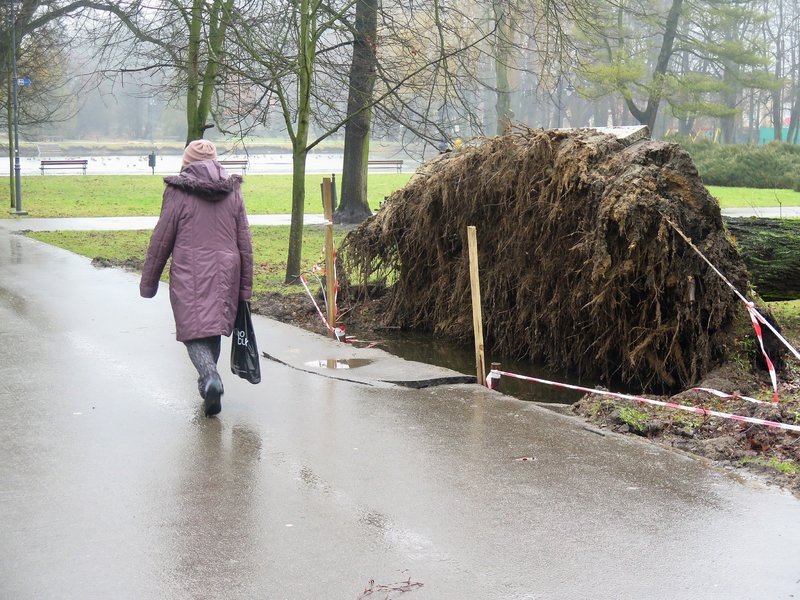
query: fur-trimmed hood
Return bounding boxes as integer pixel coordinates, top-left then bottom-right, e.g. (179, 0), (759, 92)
(164, 159), (243, 201)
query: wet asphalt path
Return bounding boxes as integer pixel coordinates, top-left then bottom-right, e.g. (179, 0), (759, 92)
(1, 226), (800, 599)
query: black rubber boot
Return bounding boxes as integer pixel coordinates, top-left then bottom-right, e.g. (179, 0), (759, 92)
(200, 373), (224, 417)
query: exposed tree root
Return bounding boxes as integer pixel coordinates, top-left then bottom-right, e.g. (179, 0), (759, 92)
(342, 127), (765, 392)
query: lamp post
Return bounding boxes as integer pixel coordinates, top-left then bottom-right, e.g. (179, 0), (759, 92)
(9, 0), (26, 215)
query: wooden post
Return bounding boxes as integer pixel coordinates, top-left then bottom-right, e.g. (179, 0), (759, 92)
(322, 177), (337, 339)
(467, 226), (486, 385)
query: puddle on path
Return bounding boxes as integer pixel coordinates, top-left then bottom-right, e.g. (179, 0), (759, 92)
(304, 358), (373, 370)
(301, 332), (598, 404)
(372, 330), (585, 405)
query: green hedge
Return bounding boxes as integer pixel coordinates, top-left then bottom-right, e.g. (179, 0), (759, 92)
(666, 135), (800, 189)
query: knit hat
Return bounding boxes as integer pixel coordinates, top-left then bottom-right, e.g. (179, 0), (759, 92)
(182, 139), (217, 166)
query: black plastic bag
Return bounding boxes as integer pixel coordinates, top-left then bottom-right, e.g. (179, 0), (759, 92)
(231, 300), (261, 384)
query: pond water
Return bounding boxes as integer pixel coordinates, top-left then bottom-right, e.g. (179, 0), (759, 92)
(0, 153), (347, 176)
(0, 152), (417, 176)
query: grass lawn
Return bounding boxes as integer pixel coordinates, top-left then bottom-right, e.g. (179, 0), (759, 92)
(3, 173), (412, 218)
(706, 186), (800, 207)
(767, 299), (800, 341)
(17, 177), (800, 301)
(3, 174), (797, 219)
(27, 226), (346, 298)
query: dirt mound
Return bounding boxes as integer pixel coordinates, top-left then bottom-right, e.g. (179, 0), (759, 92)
(341, 127), (755, 392)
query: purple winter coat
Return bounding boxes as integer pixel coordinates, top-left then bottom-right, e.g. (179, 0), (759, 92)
(139, 159), (254, 342)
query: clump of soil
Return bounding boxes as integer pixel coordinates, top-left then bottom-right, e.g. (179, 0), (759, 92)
(251, 288), (393, 340)
(341, 127), (759, 392)
(252, 291), (318, 326)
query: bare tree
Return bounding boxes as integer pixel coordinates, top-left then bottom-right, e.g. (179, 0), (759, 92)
(335, 0), (377, 224)
(83, 0), (236, 144)
(1, 0), (103, 208)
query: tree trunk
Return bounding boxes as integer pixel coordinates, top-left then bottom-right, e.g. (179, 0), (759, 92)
(677, 52), (693, 136)
(284, 115), (311, 286)
(720, 73), (738, 144)
(185, 0), (203, 143)
(786, 86), (799, 144)
(770, 78), (782, 142)
(285, 150), (308, 283)
(336, 0), (378, 225)
(771, 6), (785, 143)
(184, 0), (232, 143)
(747, 90), (757, 144)
(725, 217), (800, 301)
(493, 2), (514, 135)
(284, 0), (316, 283)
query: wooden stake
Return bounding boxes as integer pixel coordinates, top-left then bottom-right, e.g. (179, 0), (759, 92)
(467, 226), (486, 385)
(322, 177), (337, 339)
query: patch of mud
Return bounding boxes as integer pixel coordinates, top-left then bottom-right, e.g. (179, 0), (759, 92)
(252, 289), (392, 340)
(92, 256), (144, 271)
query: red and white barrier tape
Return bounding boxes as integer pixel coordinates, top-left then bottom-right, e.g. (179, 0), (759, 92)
(746, 303), (779, 403)
(299, 274), (344, 341)
(486, 370), (800, 433)
(689, 387), (764, 404)
(308, 239), (340, 319)
(300, 239), (363, 344)
(296, 220), (381, 347)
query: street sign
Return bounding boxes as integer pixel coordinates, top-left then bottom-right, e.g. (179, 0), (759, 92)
(16, 77), (30, 87)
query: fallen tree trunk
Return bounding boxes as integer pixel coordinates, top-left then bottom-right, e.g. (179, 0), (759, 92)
(725, 217), (800, 301)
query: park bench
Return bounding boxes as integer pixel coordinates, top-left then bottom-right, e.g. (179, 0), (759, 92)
(219, 159), (249, 174)
(368, 159), (403, 173)
(40, 159), (88, 175)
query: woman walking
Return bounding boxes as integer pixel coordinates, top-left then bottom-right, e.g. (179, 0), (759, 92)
(140, 140), (253, 416)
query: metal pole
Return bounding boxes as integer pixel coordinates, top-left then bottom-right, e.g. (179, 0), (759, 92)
(9, 0), (25, 215)
(7, 46), (13, 208)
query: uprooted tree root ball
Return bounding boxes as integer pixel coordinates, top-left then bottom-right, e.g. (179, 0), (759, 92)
(341, 127), (776, 392)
